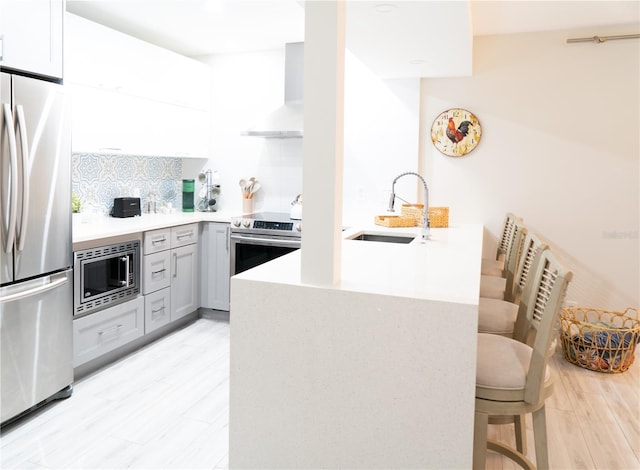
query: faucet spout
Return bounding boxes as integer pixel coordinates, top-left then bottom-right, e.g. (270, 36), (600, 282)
(388, 171), (430, 240)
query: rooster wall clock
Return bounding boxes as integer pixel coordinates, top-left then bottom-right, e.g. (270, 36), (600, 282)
(430, 108), (482, 157)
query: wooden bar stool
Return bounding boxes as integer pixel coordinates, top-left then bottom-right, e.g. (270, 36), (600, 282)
(479, 218), (527, 300)
(481, 213), (520, 276)
(478, 231), (548, 337)
(474, 249), (573, 470)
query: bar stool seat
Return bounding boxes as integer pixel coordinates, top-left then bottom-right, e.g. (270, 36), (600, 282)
(476, 333), (551, 398)
(479, 275), (507, 299)
(478, 297), (518, 336)
(481, 258), (504, 277)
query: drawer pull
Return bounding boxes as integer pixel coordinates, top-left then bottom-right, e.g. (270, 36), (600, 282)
(151, 306), (166, 319)
(98, 324), (123, 341)
(176, 232), (193, 240)
(151, 268), (166, 276)
(152, 237), (167, 245)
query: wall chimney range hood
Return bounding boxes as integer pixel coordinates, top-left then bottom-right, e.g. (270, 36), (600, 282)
(241, 42), (304, 138)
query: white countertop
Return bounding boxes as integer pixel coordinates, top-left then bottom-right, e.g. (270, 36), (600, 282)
(75, 212), (482, 306)
(72, 211), (232, 244)
(235, 223), (483, 304)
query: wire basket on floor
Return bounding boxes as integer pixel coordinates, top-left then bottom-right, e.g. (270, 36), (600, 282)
(560, 307), (640, 373)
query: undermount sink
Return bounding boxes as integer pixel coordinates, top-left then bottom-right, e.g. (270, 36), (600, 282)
(351, 233), (415, 244)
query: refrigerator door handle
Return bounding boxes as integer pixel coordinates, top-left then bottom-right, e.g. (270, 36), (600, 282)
(0, 273), (68, 304)
(15, 105), (29, 252)
(2, 103), (18, 254)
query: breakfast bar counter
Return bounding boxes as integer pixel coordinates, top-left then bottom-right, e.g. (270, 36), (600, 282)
(229, 224), (483, 469)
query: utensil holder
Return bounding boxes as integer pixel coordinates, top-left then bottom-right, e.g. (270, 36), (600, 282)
(242, 198), (253, 215)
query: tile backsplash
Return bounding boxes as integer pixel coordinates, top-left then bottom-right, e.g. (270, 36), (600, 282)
(72, 153), (182, 214)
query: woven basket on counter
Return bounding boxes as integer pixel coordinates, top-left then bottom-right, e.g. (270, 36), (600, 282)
(401, 204), (449, 228)
(374, 215), (416, 227)
(559, 307), (640, 373)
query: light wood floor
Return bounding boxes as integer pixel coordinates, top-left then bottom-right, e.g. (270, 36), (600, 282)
(1, 316), (638, 469)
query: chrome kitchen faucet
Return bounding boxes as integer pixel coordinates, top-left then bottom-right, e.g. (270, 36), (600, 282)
(387, 171), (430, 240)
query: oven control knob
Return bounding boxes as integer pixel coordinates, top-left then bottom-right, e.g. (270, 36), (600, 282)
(232, 219), (241, 227)
(242, 219), (251, 228)
(295, 223), (302, 232)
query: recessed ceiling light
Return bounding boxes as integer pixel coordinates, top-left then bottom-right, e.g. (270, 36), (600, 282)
(374, 3), (397, 14)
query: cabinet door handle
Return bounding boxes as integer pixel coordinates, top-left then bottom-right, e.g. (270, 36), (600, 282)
(173, 252), (178, 278)
(226, 226), (230, 252)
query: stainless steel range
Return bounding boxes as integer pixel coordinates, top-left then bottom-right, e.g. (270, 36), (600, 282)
(230, 212), (301, 275)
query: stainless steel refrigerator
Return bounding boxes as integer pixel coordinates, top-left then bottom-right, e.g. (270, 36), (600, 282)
(1, 71), (73, 425)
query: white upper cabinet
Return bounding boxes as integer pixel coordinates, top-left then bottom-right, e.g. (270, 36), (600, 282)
(0, 0), (63, 79)
(65, 12), (211, 157)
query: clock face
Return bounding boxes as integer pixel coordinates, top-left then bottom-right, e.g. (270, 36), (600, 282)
(430, 108), (481, 157)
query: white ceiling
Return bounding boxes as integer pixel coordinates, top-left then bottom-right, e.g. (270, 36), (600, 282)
(66, 0), (639, 77)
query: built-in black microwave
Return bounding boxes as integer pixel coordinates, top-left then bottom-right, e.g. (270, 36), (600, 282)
(73, 240), (140, 317)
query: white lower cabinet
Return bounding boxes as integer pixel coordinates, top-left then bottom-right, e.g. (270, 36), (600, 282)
(200, 222), (230, 311)
(74, 223), (200, 370)
(143, 223), (199, 323)
(143, 250), (171, 294)
(144, 287), (171, 334)
(73, 297), (144, 367)
(170, 243), (198, 321)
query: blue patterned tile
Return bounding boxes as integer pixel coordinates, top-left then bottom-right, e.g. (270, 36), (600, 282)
(76, 154), (100, 182)
(115, 157), (135, 180)
(146, 158), (164, 179)
(73, 153), (182, 213)
(159, 179), (179, 203)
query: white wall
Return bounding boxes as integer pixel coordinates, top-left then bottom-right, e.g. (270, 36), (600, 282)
(190, 49), (303, 215)
(192, 48), (420, 222)
(343, 50), (420, 226)
(421, 25), (639, 308)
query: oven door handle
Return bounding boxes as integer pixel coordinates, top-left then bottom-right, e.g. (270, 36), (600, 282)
(230, 234), (301, 247)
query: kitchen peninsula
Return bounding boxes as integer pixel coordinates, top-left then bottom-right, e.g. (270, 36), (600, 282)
(229, 223), (483, 469)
